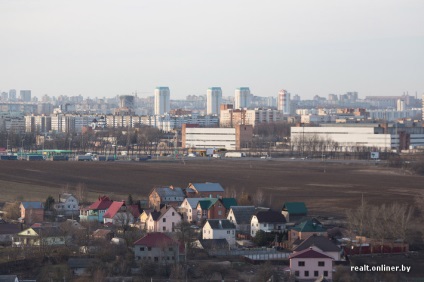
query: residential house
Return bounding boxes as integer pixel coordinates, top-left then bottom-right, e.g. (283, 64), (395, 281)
(92, 229), (114, 241)
(185, 182), (225, 198)
(293, 235), (341, 261)
(281, 202), (308, 223)
(250, 209), (286, 237)
(179, 198), (204, 223)
(54, 193), (79, 217)
(138, 209), (154, 230)
(196, 198), (226, 222)
(149, 186), (185, 209)
(13, 224), (66, 247)
(19, 202), (44, 224)
(0, 275), (19, 282)
(146, 206), (182, 233)
(289, 247), (333, 281)
(288, 218), (327, 243)
(79, 196), (113, 222)
(0, 223), (22, 246)
(103, 201), (140, 226)
(220, 198), (238, 215)
(133, 232), (180, 263)
(227, 206), (255, 235)
(202, 219), (236, 246)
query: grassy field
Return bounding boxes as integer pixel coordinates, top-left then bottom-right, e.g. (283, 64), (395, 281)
(0, 158), (423, 217)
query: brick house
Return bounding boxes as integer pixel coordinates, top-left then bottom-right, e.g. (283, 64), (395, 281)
(19, 202), (44, 224)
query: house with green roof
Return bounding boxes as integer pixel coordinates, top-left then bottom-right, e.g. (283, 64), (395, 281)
(281, 202), (308, 223)
(196, 198), (227, 222)
(288, 218), (327, 243)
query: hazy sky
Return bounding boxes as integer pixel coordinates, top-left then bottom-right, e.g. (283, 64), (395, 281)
(1, 0), (423, 99)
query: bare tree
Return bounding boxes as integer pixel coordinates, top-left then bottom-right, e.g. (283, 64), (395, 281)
(75, 183), (88, 204)
(254, 189), (265, 206)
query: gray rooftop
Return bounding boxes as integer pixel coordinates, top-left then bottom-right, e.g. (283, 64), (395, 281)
(189, 182), (224, 192)
(229, 206), (256, 224)
(154, 187), (185, 198)
(205, 219), (236, 230)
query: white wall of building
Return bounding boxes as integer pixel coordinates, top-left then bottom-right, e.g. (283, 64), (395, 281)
(185, 127), (236, 150)
(235, 87), (251, 109)
(154, 87), (170, 115)
(207, 87), (222, 115)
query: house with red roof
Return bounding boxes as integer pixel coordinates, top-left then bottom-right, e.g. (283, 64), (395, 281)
(133, 232), (180, 263)
(79, 196), (113, 222)
(289, 247), (333, 281)
(103, 201), (140, 226)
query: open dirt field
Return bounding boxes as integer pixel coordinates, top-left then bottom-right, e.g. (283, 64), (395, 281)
(1, 158), (423, 217)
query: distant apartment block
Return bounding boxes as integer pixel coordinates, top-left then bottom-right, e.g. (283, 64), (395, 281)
(20, 90), (32, 102)
(220, 108), (283, 127)
(278, 89), (291, 114)
(206, 87), (222, 115)
(234, 87), (251, 109)
(154, 87), (170, 115)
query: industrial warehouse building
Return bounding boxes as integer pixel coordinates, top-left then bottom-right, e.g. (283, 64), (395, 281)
(182, 124), (253, 150)
(291, 124), (424, 151)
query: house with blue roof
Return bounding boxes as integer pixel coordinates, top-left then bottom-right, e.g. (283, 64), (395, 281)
(186, 182), (225, 198)
(19, 201), (44, 224)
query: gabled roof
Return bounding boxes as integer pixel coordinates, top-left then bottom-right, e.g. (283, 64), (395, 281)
(254, 210), (286, 224)
(86, 196), (113, 211)
(229, 206), (255, 224)
(221, 198), (237, 209)
(103, 201), (125, 219)
(289, 247), (333, 259)
(291, 218), (326, 233)
(153, 186), (185, 198)
(134, 232), (177, 248)
(21, 201), (43, 209)
(0, 223), (21, 235)
(59, 193), (77, 203)
(282, 202), (308, 215)
(183, 198), (205, 209)
(197, 198), (219, 210)
(0, 275), (19, 282)
(92, 229), (113, 238)
(149, 206), (180, 222)
(293, 235), (340, 253)
(188, 182), (224, 193)
(205, 219), (236, 230)
(197, 239), (229, 250)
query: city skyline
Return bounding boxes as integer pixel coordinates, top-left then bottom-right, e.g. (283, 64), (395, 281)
(1, 0), (423, 99)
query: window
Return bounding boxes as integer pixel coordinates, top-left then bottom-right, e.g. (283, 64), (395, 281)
(314, 271), (319, 277)
(230, 216), (233, 220)
(148, 247), (151, 251)
(218, 211), (222, 215)
(264, 223), (267, 227)
(294, 271), (299, 277)
(140, 247), (144, 251)
(318, 261), (325, 267)
(154, 257), (158, 262)
(304, 271), (309, 277)
(324, 271), (328, 277)
(68, 205), (70, 208)
(163, 218), (166, 222)
(172, 212), (175, 216)
(169, 247), (173, 251)
(163, 226), (166, 231)
(298, 261), (305, 267)
(227, 230), (230, 234)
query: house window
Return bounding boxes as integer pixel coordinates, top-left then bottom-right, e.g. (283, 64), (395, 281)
(172, 212), (175, 216)
(163, 218), (166, 222)
(264, 223), (267, 227)
(314, 271), (319, 277)
(169, 247), (173, 251)
(230, 216), (233, 220)
(318, 261), (325, 267)
(189, 209), (192, 212)
(154, 257), (158, 262)
(68, 205), (70, 208)
(218, 211), (222, 215)
(298, 261), (305, 267)
(148, 247), (151, 251)
(163, 227), (166, 231)
(140, 247), (144, 251)
(294, 271), (299, 277)
(227, 231), (230, 234)
(324, 271), (328, 277)
(277, 225), (281, 230)
(304, 271), (309, 277)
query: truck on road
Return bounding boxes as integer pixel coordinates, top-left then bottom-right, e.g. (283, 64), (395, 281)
(225, 152), (246, 158)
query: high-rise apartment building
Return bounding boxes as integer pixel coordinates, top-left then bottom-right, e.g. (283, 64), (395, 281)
(396, 99), (405, 111)
(9, 89), (17, 101)
(277, 89), (291, 114)
(20, 90), (32, 102)
(422, 94), (424, 121)
(154, 87), (170, 115)
(234, 87), (251, 109)
(206, 87), (222, 115)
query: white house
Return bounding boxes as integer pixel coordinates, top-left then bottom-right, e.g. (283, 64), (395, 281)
(54, 193), (79, 216)
(202, 219), (236, 246)
(146, 206), (182, 233)
(179, 198), (204, 223)
(289, 247), (333, 281)
(227, 206), (255, 234)
(251, 210), (286, 237)
(293, 235), (341, 261)
(133, 232), (180, 263)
